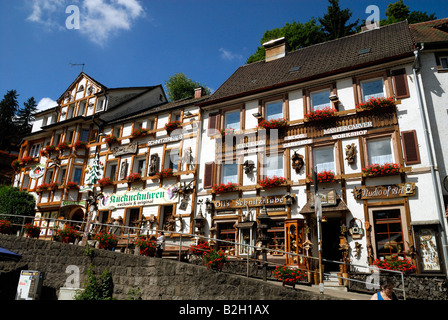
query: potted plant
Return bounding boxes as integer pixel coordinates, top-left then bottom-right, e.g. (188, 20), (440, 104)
(307, 170), (336, 183)
(259, 176), (287, 189)
(24, 223), (41, 238)
(189, 241), (211, 257)
(273, 266), (307, 288)
(356, 96), (395, 112)
(65, 181), (79, 189)
(202, 249), (227, 271)
(57, 141), (71, 152)
(212, 182), (239, 194)
(41, 145), (56, 157)
(164, 120), (181, 135)
(48, 182), (61, 191)
(93, 232), (118, 250)
(73, 140), (87, 150)
(258, 118), (288, 130)
(372, 256), (416, 274)
(125, 172), (142, 183)
(304, 107), (337, 122)
(131, 128), (149, 139)
(105, 135), (119, 146)
(98, 177), (114, 187)
(135, 236), (157, 256)
(0, 220), (12, 234)
(362, 163), (401, 177)
(156, 168), (174, 179)
(54, 226), (79, 243)
(20, 155), (36, 166)
(36, 183), (50, 192)
(11, 159), (20, 170)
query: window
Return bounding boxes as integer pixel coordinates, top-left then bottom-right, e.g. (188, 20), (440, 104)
(80, 129), (90, 142)
(133, 157), (147, 177)
(311, 89), (331, 111)
(224, 110), (240, 130)
(440, 56), (448, 70)
(54, 133), (62, 146)
(66, 130), (74, 144)
(29, 143), (41, 158)
(173, 113), (181, 122)
(313, 146), (335, 172)
(266, 100), (283, 120)
(367, 137), (393, 166)
(160, 206), (174, 231)
(67, 104), (75, 119)
(106, 162), (118, 180)
(164, 149), (179, 172)
(72, 167), (83, 185)
(217, 222), (236, 252)
(360, 78), (384, 101)
(372, 208), (405, 259)
(222, 162), (238, 184)
(126, 208), (141, 233)
(264, 154), (284, 178)
(57, 167), (67, 184)
(44, 169), (54, 184)
(78, 101), (86, 117)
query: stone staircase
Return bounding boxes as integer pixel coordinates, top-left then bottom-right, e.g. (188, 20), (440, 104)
(322, 272), (348, 292)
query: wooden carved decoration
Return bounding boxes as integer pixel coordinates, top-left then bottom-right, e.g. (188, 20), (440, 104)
(148, 154), (160, 176)
(181, 147), (193, 170)
(345, 143), (356, 164)
(119, 159), (128, 180)
(291, 152), (304, 173)
(243, 160), (255, 174)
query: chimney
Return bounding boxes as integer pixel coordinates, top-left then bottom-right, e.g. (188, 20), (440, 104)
(263, 37), (287, 62)
(194, 87), (204, 99)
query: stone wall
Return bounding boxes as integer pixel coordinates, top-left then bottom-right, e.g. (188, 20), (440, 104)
(348, 272), (448, 300)
(0, 235), (331, 300)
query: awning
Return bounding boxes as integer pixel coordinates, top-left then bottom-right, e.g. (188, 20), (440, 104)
(299, 196), (349, 215)
(0, 247), (22, 262)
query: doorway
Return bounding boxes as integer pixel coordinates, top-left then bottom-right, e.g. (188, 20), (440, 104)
(321, 218), (342, 271)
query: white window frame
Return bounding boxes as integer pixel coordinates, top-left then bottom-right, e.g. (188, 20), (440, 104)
(29, 143), (41, 158)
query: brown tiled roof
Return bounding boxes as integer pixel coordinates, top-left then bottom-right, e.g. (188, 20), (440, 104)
(204, 21), (415, 105)
(409, 18), (448, 44)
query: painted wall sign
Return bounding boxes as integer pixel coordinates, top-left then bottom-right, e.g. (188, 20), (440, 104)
(284, 133), (308, 141)
(99, 186), (179, 209)
(282, 139), (313, 149)
(61, 200), (86, 207)
(112, 142), (138, 156)
(352, 183), (416, 200)
(213, 195), (293, 210)
(29, 164), (45, 179)
(331, 130), (368, 140)
(147, 134), (183, 146)
(323, 122), (373, 135)
(236, 140), (265, 150)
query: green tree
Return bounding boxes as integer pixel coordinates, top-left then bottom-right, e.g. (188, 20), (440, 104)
(246, 18), (326, 64)
(0, 186), (36, 227)
(164, 73), (211, 101)
(16, 97), (38, 134)
(318, 0), (359, 40)
(0, 90), (20, 150)
(381, 0), (436, 25)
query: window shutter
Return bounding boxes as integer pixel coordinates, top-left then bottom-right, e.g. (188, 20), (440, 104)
(207, 113), (220, 136)
(392, 69), (410, 99)
(203, 162), (215, 189)
(401, 130), (420, 165)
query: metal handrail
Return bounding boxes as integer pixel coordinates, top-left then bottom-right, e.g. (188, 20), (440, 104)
(1, 213), (406, 298)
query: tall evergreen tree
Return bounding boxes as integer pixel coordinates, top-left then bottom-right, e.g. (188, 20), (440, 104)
(318, 0), (359, 40)
(0, 90), (20, 151)
(381, 0), (437, 25)
(16, 97), (37, 134)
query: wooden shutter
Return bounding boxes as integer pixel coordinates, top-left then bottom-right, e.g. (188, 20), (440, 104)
(203, 162), (215, 189)
(401, 130), (421, 165)
(207, 112), (220, 136)
(392, 69), (410, 99)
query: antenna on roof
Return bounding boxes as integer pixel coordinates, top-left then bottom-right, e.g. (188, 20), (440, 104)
(69, 63), (85, 72)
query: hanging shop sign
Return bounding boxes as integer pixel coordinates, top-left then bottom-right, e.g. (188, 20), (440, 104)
(309, 189), (337, 208)
(352, 183), (416, 200)
(29, 164), (45, 179)
(213, 195), (294, 210)
(99, 186), (179, 210)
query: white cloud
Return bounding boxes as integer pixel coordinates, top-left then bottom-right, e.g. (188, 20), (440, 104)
(219, 48), (243, 62)
(36, 97), (58, 112)
(26, 0), (145, 45)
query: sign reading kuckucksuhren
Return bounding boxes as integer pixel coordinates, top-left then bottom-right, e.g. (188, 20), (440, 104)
(99, 186), (179, 210)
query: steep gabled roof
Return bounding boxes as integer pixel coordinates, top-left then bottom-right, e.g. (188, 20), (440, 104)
(409, 18), (448, 44)
(203, 21), (415, 105)
(56, 72), (108, 103)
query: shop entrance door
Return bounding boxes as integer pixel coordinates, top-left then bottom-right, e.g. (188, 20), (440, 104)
(321, 218), (342, 271)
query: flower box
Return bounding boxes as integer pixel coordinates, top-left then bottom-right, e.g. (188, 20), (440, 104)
(11, 159), (20, 170)
(259, 176), (287, 189)
(362, 163), (401, 177)
(41, 145), (56, 157)
(24, 223), (40, 238)
(258, 118), (288, 129)
(20, 156), (37, 166)
(164, 120), (181, 135)
(273, 266), (307, 288)
(57, 142), (71, 151)
(156, 168), (174, 179)
(54, 226), (79, 243)
(220, 128), (235, 137)
(105, 135), (119, 145)
(356, 97), (395, 112)
(93, 232), (118, 250)
(212, 182), (239, 194)
(98, 177), (114, 187)
(0, 220), (12, 234)
(202, 249), (227, 271)
(73, 140), (87, 150)
(65, 181), (79, 189)
(304, 107), (337, 122)
(36, 183), (50, 192)
(48, 182), (61, 191)
(126, 172), (142, 183)
(372, 257), (416, 274)
(131, 128), (150, 138)
(135, 236), (157, 256)
(307, 170), (336, 183)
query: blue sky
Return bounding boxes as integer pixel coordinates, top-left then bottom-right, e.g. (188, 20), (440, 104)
(1, 0), (448, 112)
